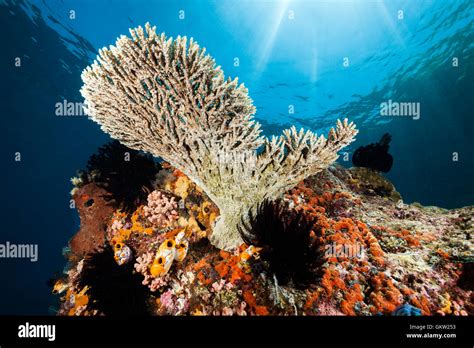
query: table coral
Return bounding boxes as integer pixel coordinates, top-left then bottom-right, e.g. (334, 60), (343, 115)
(81, 23), (358, 250)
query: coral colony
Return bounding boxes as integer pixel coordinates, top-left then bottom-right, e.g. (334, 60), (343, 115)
(53, 23), (473, 316)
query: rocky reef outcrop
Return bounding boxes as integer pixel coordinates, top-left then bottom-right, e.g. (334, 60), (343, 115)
(53, 163), (472, 316)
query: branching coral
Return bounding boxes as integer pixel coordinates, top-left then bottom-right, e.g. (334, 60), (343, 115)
(143, 190), (179, 227)
(81, 23), (358, 249)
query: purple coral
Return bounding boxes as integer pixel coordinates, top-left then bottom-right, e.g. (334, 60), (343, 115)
(143, 190), (179, 228)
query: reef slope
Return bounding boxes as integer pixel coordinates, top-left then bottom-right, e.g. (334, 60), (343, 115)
(55, 164), (472, 316)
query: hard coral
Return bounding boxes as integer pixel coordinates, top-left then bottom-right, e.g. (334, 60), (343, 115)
(349, 167), (401, 202)
(58, 160), (472, 317)
(143, 190), (179, 228)
(134, 251), (170, 292)
(81, 23), (358, 249)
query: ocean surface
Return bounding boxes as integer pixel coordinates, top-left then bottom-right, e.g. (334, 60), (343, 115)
(1, 0), (473, 314)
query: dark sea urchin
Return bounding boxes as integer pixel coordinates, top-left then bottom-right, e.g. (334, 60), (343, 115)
(85, 140), (161, 212)
(78, 246), (151, 316)
(239, 199), (321, 288)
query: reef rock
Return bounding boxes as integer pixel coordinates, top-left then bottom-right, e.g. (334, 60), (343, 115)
(56, 164), (472, 316)
(68, 183), (115, 261)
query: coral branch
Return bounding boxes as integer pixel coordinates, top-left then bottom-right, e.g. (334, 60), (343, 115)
(143, 190), (179, 228)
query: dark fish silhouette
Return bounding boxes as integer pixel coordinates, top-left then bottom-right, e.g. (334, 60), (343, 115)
(352, 133), (393, 172)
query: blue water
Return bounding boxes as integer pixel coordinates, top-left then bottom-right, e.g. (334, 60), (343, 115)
(1, 0), (473, 314)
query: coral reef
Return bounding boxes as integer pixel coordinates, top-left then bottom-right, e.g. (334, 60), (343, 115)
(54, 22), (471, 318)
(350, 166), (402, 202)
(55, 162), (473, 316)
(143, 190), (179, 228)
(80, 23), (358, 249)
(69, 183), (115, 260)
